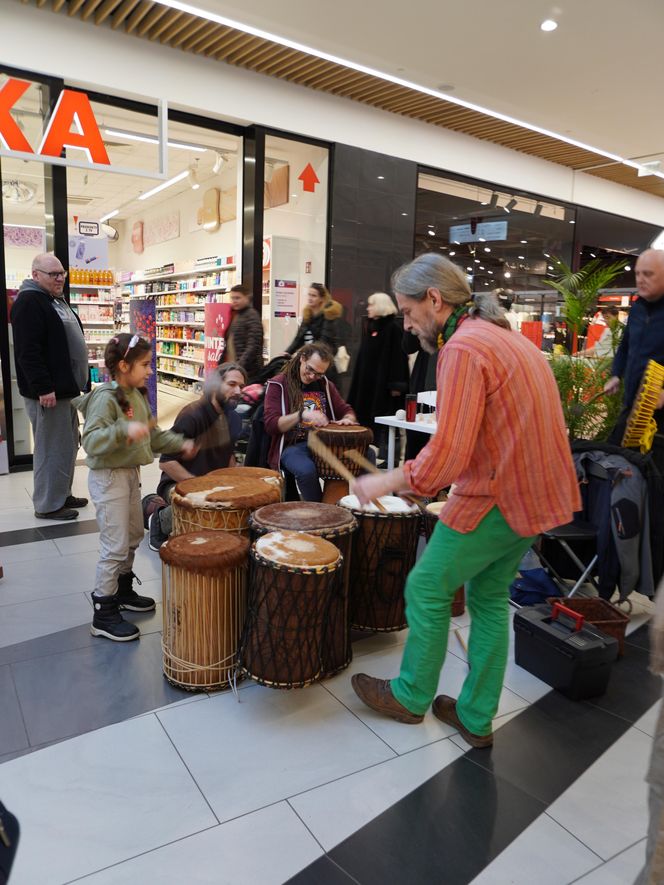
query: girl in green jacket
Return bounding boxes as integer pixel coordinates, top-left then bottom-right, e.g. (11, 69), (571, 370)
(74, 333), (196, 642)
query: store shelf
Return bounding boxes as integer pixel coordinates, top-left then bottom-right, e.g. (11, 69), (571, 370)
(71, 299), (116, 306)
(70, 284), (113, 290)
(156, 352), (204, 365)
(85, 339), (114, 346)
(157, 322), (205, 328)
(124, 266), (235, 286)
(79, 320), (114, 326)
(157, 380), (200, 399)
(155, 302), (207, 309)
(156, 336), (204, 345)
(156, 366), (204, 381)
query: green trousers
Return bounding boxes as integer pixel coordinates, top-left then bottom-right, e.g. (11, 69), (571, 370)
(391, 506), (534, 736)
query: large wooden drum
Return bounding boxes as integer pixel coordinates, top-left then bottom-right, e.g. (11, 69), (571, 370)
(238, 530), (343, 688)
(207, 466), (284, 497)
(171, 469), (281, 537)
(249, 502), (358, 676)
(422, 500), (465, 617)
(159, 530), (249, 691)
(339, 494), (420, 632)
(310, 423), (373, 503)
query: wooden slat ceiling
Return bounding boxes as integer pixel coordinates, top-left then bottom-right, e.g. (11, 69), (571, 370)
(20, 0), (664, 200)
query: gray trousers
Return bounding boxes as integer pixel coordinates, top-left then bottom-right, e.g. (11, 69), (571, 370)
(89, 467), (143, 596)
(635, 688), (664, 885)
(25, 398), (79, 513)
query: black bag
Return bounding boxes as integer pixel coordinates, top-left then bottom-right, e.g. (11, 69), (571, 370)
(0, 801), (19, 885)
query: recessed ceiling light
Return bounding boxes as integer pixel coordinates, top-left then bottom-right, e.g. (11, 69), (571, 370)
(474, 259), (480, 263)
(466, 267), (473, 271)
(569, 220), (575, 224)
(291, 193), (298, 198)
(478, 237), (486, 242)
(449, 251), (456, 256)
(428, 224), (435, 228)
(487, 270), (493, 275)
(504, 271), (511, 278)
(590, 252), (596, 258)
(484, 247), (491, 253)
(521, 239), (527, 244)
(479, 265), (485, 270)
(625, 264), (632, 271)
(548, 265), (554, 270)
(401, 212), (408, 216)
(428, 230), (435, 236)
(518, 255), (525, 259)
(540, 19), (558, 31)
(377, 175), (385, 180)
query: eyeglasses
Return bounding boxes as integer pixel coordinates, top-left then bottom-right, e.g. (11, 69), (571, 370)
(303, 362), (326, 379)
(123, 334), (139, 359)
(35, 268), (67, 280)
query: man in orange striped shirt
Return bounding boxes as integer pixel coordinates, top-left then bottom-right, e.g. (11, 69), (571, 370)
(351, 254), (580, 747)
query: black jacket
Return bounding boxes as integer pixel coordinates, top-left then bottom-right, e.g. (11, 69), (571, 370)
(11, 280), (88, 400)
(285, 299), (344, 355)
(228, 305), (264, 381)
(348, 315), (409, 427)
(612, 295), (664, 408)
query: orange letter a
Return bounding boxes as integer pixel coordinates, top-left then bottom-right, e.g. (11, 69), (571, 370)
(39, 90), (110, 165)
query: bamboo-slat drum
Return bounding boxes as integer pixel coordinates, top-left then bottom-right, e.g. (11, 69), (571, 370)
(422, 500), (465, 617)
(339, 494), (420, 632)
(249, 502), (358, 676)
(171, 469), (282, 537)
(238, 530), (343, 688)
(159, 530), (249, 691)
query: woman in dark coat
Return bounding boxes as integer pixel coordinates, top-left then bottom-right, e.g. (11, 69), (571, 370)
(284, 283), (344, 356)
(348, 292), (409, 460)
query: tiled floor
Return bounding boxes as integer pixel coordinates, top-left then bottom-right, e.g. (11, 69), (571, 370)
(0, 461), (659, 884)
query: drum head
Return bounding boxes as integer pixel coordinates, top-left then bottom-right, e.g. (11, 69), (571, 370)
(254, 530), (340, 568)
(252, 501), (355, 533)
(339, 494), (418, 514)
(425, 500), (447, 517)
(174, 473), (281, 510)
(159, 530), (248, 574)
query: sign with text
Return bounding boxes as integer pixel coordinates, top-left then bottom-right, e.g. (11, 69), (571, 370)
(68, 235), (108, 270)
(78, 221), (99, 236)
(273, 279), (298, 318)
(204, 302), (233, 370)
(449, 220), (508, 243)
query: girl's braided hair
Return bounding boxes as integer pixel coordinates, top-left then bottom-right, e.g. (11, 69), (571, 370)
(104, 333), (152, 415)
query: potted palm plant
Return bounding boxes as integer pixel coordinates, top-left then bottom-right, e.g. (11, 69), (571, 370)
(543, 256), (626, 439)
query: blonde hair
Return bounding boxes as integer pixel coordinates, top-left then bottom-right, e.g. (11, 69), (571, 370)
(368, 291), (398, 317)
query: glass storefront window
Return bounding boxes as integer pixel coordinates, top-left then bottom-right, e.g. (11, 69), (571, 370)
(261, 134), (329, 359)
(416, 171), (576, 322)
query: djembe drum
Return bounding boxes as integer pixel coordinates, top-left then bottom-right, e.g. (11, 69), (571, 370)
(171, 470), (281, 537)
(422, 500), (465, 618)
(159, 530), (249, 691)
(238, 530), (343, 688)
(339, 494), (420, 632)
(310, 423), (373, 504)
(249, 502), (358, 676)
(207, 466), (285, 498)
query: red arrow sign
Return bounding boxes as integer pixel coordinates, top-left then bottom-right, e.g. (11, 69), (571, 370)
(298, 163), (320, 193)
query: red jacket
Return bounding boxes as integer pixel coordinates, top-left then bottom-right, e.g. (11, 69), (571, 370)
(263, 372), (353, 470)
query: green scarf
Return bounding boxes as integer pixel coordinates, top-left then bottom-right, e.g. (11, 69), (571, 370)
(438, 304), (472, 349)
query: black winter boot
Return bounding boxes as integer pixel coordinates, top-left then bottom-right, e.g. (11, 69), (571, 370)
(90, 593), (139, 641)
(116, 571), (156, 612)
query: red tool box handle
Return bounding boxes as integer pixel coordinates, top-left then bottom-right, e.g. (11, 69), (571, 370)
(551, 602), (585, 632)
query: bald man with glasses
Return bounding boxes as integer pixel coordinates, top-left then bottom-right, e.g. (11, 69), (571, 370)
(11, 252), (90, 520)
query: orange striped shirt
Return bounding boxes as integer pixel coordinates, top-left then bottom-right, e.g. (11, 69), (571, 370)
(404, 318), (580, 536)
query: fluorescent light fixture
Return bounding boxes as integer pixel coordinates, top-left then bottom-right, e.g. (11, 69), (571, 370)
(147, 1), (664, 184)
(638, 161), (662, 177)
(104, 128), (207, 152)
(3, 223), (45, 229)
(540, 19), (558, 31)
(504, 197), (517, 213)
(139, 170), (189, 200)
(99, 209), (119, 223)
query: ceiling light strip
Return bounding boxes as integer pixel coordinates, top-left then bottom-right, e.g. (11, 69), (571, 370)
(139, 169), (188, 200)
(151, 0), (664, 182)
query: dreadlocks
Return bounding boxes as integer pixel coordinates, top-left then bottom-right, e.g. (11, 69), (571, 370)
(283, 341), (334, 415)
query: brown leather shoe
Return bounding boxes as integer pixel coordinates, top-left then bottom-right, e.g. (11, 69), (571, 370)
(432, 695), (493, 748)
(351, 673), (423, 724)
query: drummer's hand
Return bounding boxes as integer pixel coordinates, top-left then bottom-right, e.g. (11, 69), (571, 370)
(126, 421), (150, 443)
(336, 414), (357, 426)
(180, 439), (199, 460)
(302, 409), (329, 427)
(352, 472), (390, 506)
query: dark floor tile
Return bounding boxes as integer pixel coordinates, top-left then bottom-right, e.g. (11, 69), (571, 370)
(625, 623), (651, 652)
(0, 737), (63, 765)
(0, 518), (99, 548)
(124, 603), (163, 636)
(11, 632), (188, 746)
(586, 641), (661, 723)
(0, 665), (29, 757)
(287, 855), (360, 884)
(465, 690), (631, 805)
(327, 757), (546, 885)
(0, 624), (95, 667)
(0, 527), (44, 548)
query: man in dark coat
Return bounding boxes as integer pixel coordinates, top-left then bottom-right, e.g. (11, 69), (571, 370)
(224, 285), (264, 382)
(11, 252), (89, 520)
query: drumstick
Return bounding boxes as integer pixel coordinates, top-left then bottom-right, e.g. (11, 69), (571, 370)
(307, 432), (387, 513)
(454, 628), (468, 655)
(344, 449), (427, 512)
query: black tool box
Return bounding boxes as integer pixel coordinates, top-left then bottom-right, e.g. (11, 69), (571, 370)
(513, 601), (619, 700)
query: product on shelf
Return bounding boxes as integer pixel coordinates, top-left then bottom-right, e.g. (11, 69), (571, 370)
(70, 268), (114, 285)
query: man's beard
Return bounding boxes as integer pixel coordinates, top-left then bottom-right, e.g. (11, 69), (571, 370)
(416, 317), (442, 354)
(225, 394), (241, 408)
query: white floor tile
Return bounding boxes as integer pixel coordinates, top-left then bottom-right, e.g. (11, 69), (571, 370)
(351, 628), (408, 658)
(0, 539), (60, 564)
(0, 549), (99, 606)
(572, 839), (646, 884)
(502, 656), (552, 704)
(547, 725), (651, 860)
(1, 714), (217, 885)
(323, 642), (528, 755)
(470, 813), (601, 885)
(290, 738), (464, 851)
(157, 682), (395, 823)
(0, 591), (92, 647)
(53, 531), (100, 556)
(72, 802), (322, 885)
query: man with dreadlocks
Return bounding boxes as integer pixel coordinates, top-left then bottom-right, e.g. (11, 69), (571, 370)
(263, 341), (358, 501)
